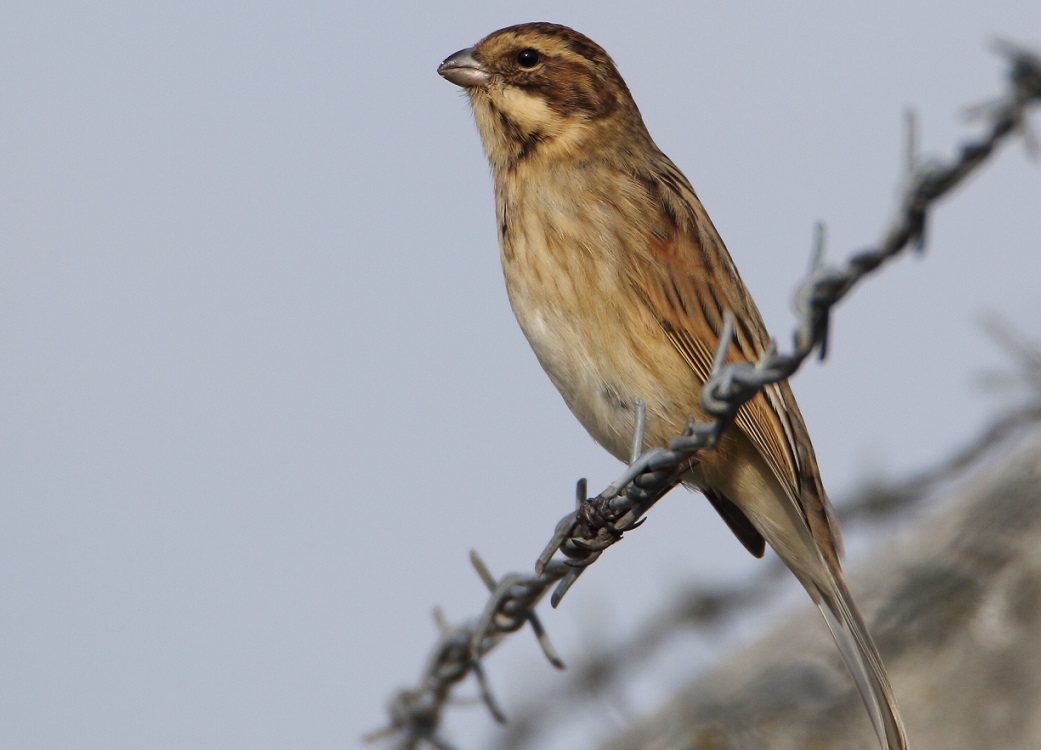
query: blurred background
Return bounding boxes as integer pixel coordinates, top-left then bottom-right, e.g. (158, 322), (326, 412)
(1, 2), (1039, 748)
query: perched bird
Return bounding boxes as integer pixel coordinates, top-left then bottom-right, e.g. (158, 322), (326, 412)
(438, 22), (908, 750)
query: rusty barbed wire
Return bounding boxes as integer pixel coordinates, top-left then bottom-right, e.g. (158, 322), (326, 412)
(368, 42), (1041, 750)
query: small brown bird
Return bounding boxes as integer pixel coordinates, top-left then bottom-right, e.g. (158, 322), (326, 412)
(439, 22), (907, 750)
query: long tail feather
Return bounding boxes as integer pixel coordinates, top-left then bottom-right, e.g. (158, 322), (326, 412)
(814, 570), (908, 750)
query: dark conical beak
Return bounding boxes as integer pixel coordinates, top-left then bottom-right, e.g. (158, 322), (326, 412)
(438, 47), (491, 88)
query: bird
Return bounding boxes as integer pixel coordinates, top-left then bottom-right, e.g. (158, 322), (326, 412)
(438, 22), (908, 750)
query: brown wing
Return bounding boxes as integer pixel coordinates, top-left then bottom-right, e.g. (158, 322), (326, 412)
(627, 158), (842, 562)
(703, 488), (767, 558)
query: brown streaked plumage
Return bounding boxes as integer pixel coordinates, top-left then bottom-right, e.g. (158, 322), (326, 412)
(439, 22), (908, 750)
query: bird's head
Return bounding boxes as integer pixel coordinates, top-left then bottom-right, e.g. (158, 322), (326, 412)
(438, 23), (648, 171)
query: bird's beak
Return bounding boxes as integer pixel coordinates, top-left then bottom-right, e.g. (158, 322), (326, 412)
(438, 47), (491, 89)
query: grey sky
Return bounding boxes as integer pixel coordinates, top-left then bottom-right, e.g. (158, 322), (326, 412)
(2, 2), (1039, 748)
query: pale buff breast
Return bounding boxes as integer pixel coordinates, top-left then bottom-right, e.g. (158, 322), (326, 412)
(495, 166), (703, 462)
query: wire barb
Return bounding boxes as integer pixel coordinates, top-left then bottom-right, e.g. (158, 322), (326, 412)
(629, 398), (647, 464)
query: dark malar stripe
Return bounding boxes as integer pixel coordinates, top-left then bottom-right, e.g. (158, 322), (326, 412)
(489, 102), (544, 167)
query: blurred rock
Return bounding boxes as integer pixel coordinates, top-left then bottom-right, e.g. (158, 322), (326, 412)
(601, 436), (1041, 750)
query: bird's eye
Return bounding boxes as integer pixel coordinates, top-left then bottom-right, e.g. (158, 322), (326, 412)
(516, 48), (541, 68)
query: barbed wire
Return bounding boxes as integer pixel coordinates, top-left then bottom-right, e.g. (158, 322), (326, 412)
(491, 355), (1041, 750)
(367, 42), (1041, 750)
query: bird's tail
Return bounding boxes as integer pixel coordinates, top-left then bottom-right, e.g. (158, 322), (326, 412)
(813, 568), (909, 750)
